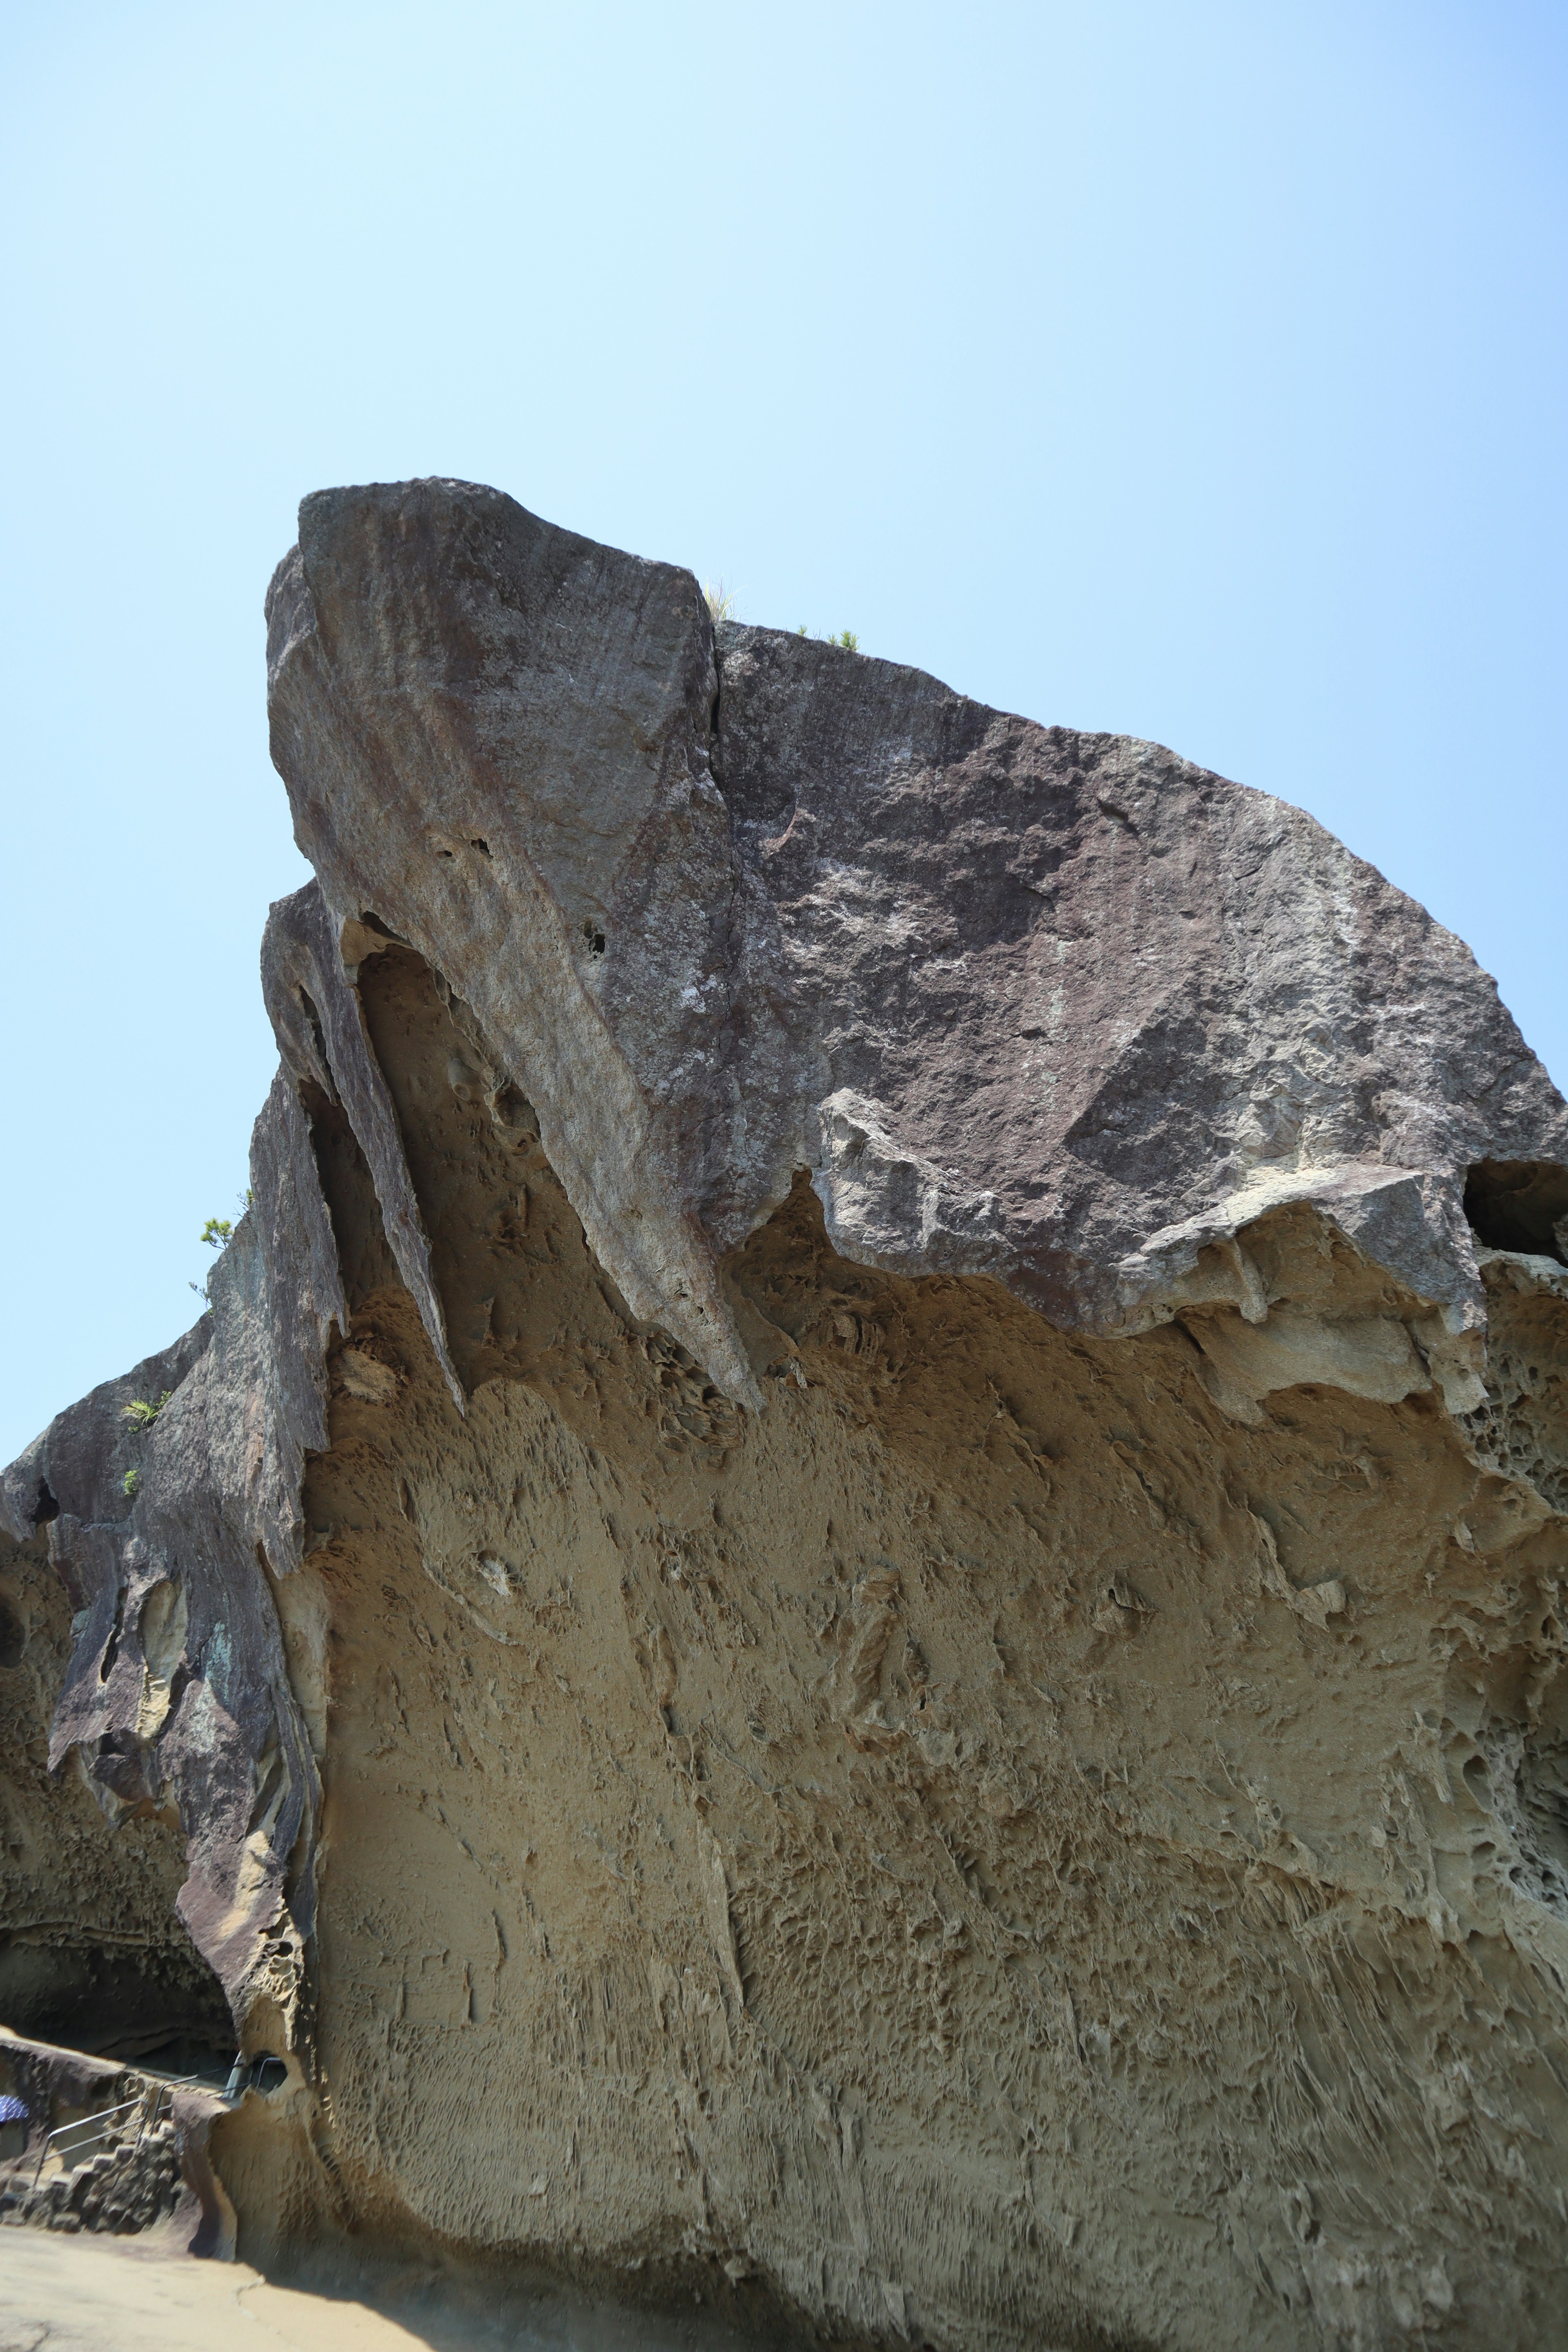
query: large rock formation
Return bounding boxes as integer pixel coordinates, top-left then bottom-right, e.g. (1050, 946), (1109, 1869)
(4, 478), (1568, 2347)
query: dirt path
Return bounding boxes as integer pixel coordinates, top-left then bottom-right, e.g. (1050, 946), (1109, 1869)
(0, 2226), (773, 2352)
(0, 2228), (434, 2352)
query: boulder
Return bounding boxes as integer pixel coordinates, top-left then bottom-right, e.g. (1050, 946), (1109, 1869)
(4, 479), (1568, 2348)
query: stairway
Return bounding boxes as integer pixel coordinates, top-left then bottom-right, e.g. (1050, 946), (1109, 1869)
(0, 2096), (182, 2235)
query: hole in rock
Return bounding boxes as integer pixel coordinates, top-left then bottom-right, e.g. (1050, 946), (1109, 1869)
(0, 1597), (24, 1669)
(32, 1480), (59, 1526)
(109, 2031), (235, 2085)
(581, 918), (606, 956)
(470, 837), (491, 858)
(0, 1917), (230, 2064)
(1464, 1160), (1568, 1261)
(296, 986), (331, 1087)
(98, 1593), (127, 1683)
(490, 1080), (537, 1138)
(1517, 1728), (1568, 1897)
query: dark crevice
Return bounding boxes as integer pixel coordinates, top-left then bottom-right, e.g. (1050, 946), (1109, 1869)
(165, 1658), (192, 1724)
(296, 987), (332, 1096)
(708, 645), (725, 790)
(299, 1078), (399, 1312)
(0, 1941), (233, 2061)
(99, 1582), (128, 1683)
(1464, 1160), (1568, 1263)
(0, 1597), (24, 1669)
(32, 1479), (59, 1527)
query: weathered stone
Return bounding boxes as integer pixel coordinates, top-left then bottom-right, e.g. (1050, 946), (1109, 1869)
(265, 481), (1567, 1411)
(3, 480), (1568, 2348)
(265, 485), (781, 1407)
(262, 879), (462, 1408)
(1, 1071), (341, 2028)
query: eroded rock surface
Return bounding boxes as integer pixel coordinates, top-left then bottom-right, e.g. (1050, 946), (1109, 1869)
(4, 479), (1568, 2350)
(266, 480), (1567, 1401)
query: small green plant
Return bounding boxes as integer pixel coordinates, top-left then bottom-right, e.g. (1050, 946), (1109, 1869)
(703, 579), (735, 624)
(192, 1195), (249, 1301)
(201, 1190), (251, 1254)
(832, 629), (859, 652)
(797, 624), (809, 636)
(121, 1391), (172, 1432)
(122, 1467), (140, 1500)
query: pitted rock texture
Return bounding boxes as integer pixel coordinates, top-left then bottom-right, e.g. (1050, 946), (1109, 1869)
(4, 480), (1568, 2350)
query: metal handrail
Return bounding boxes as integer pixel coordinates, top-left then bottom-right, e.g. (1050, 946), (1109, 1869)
(26, 2081), (177, 2196)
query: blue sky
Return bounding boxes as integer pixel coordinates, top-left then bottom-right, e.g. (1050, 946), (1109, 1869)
(2, 0), (1564, 1463)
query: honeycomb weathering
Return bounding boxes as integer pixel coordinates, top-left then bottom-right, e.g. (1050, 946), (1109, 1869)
(3, 479), (1568, 2348)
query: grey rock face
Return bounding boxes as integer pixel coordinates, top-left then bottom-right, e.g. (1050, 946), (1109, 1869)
(266, 483), (791, 1409)
(265, 479), (1568, 1408)
(0, 1072), (339, 2025)
(262, 879), (462, 1407)
(717, 627), (1568, 1326)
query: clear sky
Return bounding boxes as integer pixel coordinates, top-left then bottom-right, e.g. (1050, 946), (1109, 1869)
(2, 0), (1564, 1465)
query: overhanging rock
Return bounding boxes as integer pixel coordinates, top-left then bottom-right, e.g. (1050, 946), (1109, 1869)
(265, 479), (1568, 1407)
(2, 479), (1567, 2350)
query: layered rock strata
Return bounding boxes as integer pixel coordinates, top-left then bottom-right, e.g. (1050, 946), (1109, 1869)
(3, 479), (1568, 2349)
